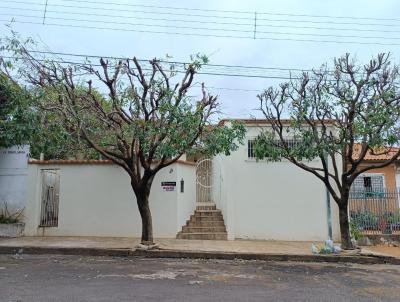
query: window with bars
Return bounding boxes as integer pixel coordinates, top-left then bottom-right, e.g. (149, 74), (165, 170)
(248, 140), (256, 158)
(247, 139), (302, 159)
(351, 174), (385, 198)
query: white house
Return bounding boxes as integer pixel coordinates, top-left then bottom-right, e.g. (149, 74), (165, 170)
(19, 119), (341, 241)
(213, 119), (340, 241)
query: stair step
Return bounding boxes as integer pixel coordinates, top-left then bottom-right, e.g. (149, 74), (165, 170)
(186, 221), (225, 227)
(194, 210), (222, 217)
(176, 232), (228, 240)
(196, 205), (216, 210)
(177, 205), (227, 240)
(192, 212), (222, 217)
(190, 216), (224, 222)
(182, 226), (227, 233)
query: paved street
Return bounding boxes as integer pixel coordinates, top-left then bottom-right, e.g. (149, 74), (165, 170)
(1, 254), (400, 302)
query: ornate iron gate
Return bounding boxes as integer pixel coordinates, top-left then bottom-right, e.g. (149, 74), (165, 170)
(196, 158), (220, 204)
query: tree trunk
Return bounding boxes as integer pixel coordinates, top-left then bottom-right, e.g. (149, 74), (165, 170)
(338, 201), (354, 250)
(135, 189), (154, 245)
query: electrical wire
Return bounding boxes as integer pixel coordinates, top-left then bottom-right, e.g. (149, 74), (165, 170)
(3, 5), (400, 34)
(2, 0), (400, 28)
(7, 0), (400, 23)
(27, 50), (313, 72)
(0, 55), (305, 80)
(2, 18), (400, 46)
(3, 12), (400, 41)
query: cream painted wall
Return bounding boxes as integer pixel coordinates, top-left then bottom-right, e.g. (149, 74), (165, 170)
(23, 123), (342, 242)
(176, 163), (197, 231)
(24, 162), (196, 238)
(218, 124), (341, 242)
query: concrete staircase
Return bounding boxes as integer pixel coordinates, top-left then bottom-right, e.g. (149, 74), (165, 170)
(176, 204), (227, 240)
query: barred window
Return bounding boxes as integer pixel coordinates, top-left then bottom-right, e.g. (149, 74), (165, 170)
(352, 174), (384, 192)
(247, 139), (302, 159)
(248, 140), (256, 158)
(351, 174), (385, 198)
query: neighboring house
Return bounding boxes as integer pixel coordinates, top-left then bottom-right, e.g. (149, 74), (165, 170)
(350, 144), (400, 192)
(22, 119), (342, 241)
(349, 145), (400, 234)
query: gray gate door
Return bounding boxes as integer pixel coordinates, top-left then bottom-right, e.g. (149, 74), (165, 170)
(39, 170), (60, 227)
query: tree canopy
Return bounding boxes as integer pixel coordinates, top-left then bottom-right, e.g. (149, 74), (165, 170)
(0, 70), (35, 148)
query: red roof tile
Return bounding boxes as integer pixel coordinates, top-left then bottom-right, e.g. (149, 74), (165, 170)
(352, 144), (400, 161)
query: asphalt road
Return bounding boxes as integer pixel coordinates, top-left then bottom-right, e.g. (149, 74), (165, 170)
(1, 254), (400, 302)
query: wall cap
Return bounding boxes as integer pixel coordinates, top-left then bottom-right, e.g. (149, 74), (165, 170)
(28, 159), (196, 166)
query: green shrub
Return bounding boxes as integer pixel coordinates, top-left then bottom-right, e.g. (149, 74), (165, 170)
(387, 210), (400, 224)
(351, 211), (379, 230)
(350, 220), (363, 240)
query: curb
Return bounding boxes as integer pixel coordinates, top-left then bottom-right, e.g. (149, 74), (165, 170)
(137, 249), (400, 265)
(0, 246), (399, 265)
(0, 246), (132, 257)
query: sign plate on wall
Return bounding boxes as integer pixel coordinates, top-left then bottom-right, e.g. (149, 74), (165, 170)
(161, 181), (176, 192)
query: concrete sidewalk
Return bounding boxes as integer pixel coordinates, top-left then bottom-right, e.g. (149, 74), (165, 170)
(0, 236), (313, 254)
(0, 236), (399, 264)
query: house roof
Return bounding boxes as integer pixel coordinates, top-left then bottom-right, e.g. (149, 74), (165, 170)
(352, 144), (400, 161)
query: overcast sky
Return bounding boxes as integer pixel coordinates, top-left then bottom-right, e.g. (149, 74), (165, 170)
(1, 0), (399, 118)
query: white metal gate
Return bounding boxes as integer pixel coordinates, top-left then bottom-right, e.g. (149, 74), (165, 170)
(39, 170), (60, 227)
(196, 158), (220, 204)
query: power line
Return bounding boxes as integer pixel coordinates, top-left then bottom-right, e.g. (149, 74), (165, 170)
(31, 51), (317, 79)
(0, 54), (305, 80)
(24, 50), (398, 87)
(3, 51), (399, 90)
(2, 13), (256, 34)
(23, 49), (398, 80)
(1, 3), (400, 44)
(256, 23), (400, 34)
(3, 18), (400, 46)
(4, 6), (400, 35)
(4, 12), (399, 41)
(3, 1), (253, 21)
(28, 50), (313, 72)
(0, 56), (276, 93)
(193, 84), (262, 92)
(8, 0), (400, 23)
(0, 7), (255, 27)
(2, 0), (400, 28)
(61, 0), (254, 15)
(2, 60), (263, 94)
(7, 49), (396, 81)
